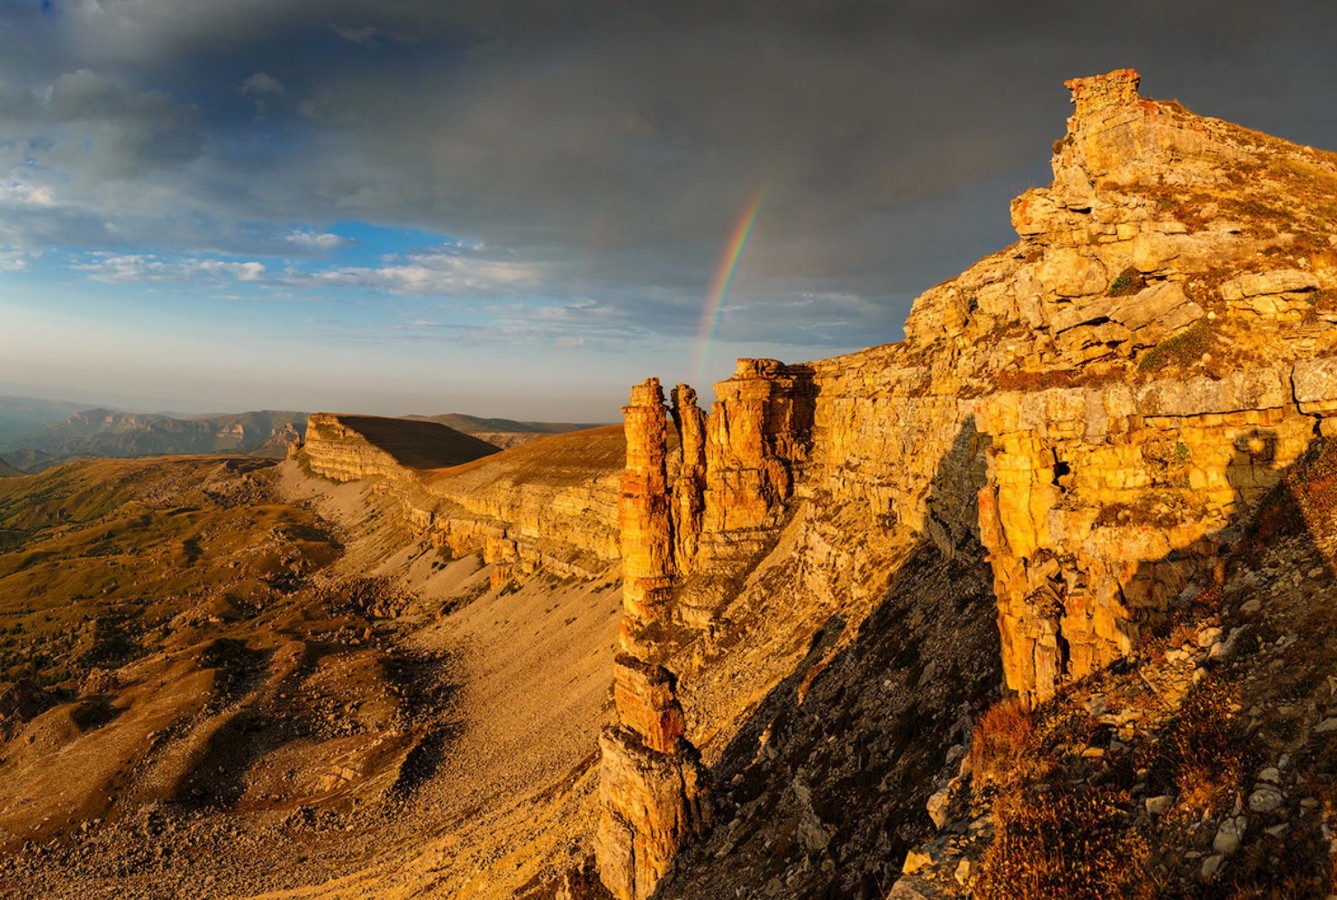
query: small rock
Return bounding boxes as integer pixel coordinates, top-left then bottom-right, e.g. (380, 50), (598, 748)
(1309, 566), (1326, 580)
(1258, 767), (1280, 784)
(1197, 627), (1224, 648)
(1249, 786), (1283, 813)
(903, 849), (933, 875)
(927, 778), (960, 830)
(1201, 854), (1225, 881)
(954, 859), (972, 886)
(1265, 824), (1290, 838)
(1145, 795), (1174, 816)
(1214, 816), (1247, 855)
(1315, 718), (1337, 734)
(1241, 598), (1262, 615)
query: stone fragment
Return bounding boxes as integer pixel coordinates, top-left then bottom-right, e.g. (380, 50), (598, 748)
(1220, 269), (1319, 301)
(1038, 248), (1108, 297)
(1248, 785), (1283, 813)
(902, 849), (933, 875)
(1213, 816), (1247, 855)
(1145, 795), (1173, 816)
(1201, 854), (1224, 881)
(612, 655), (686, 754)
(1136, 368), (1289, 417)
(1293, 357), (1337, 414)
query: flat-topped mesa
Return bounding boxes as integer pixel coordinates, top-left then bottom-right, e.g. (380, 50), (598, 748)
(619, 379), (676, 631)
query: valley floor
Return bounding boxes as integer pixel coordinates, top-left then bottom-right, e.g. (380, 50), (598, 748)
(0, 458), (621, 898)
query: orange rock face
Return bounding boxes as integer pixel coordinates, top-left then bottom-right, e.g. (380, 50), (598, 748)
(696, 359), (815, 567)
(670, 384), (707, 574)
(611, 654), (686, 754)
(598, 67), (1337, 891)
(595, 726), (710, 900)
(619, 378), (676, 629)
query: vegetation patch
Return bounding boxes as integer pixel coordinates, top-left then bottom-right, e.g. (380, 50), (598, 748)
(1144, 678), (1251, 812)
(1107, 266), (1146, 297)
(975, 784), (1152, 899)
(1137, 321), (1214, 373)
(971, 697), (1039, 787)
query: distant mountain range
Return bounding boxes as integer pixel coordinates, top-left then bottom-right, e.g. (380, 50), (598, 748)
(0, 396), (306, 472)
(0, 395), (608, 473)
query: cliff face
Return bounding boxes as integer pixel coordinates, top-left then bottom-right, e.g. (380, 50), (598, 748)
(597, 69), (1337, 896)
(303, 416), (622, 588)
(302, 413), (499, 482)
(417, 425), (624, 584)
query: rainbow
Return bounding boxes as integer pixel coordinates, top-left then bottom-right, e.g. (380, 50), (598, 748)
(693, 186), (767, 383)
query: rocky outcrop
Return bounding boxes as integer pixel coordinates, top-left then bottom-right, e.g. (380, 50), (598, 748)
(598, 384), (713, 900)
(976, 373), (1314, 705)
(619, 379), (676, 630)
(670, 385), (706, 574)
(597, 68), (1337, 893)
(302, 413), (499, 482)
(694, 359), (815, 572)
(416, 425), (625, 581)
(596, 656), (711, 900)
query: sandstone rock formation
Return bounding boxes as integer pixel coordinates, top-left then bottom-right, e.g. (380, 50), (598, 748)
(595, 655), (710, 900)
(596, 68), (1337, 892)
(619, 379), (677, 631)
(301, 413), (498, 482)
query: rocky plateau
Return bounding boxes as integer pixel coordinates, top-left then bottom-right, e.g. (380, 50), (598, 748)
(3, 69), (1337, 899)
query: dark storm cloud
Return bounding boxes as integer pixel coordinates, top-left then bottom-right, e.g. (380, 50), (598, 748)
(2, 0), (1336, 346)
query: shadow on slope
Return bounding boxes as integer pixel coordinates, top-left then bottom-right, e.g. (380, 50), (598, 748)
(658, 421), (1003, 899)
(959, 433), (1337, 898)
(332, 414), (502, 469)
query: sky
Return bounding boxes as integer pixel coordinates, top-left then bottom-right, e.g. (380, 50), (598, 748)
(0, 1), (1335, 420)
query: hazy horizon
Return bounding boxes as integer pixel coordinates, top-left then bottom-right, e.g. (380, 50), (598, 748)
(3, 1), (1335, 420)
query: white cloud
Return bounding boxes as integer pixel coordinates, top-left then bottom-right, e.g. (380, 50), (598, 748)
(240, 72), (285, 96)
(0, 179), (56, 208)
(284, 228), (348, 251)
(0, 249), (29, 272)
(295, 246), (541, 295)
(73, 253), (265, 284)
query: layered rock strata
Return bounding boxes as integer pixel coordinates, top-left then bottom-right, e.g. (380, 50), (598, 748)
(301, 413), (498, 482)
(597, 67), (1337, 892)
(598, 384), (713, 900)
(595, 656), (711, 900)
(619, 380), (677, 629)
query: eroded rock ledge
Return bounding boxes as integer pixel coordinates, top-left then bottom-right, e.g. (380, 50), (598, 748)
(596, 68), (1337, 895)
